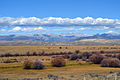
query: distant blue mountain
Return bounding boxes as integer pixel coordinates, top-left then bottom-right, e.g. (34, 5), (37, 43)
(0, 33), (120, 42)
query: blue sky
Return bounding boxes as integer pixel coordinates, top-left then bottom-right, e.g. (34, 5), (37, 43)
(0, 0), (120, 35)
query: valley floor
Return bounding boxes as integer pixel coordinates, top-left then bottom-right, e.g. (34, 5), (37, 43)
(0, 56), (120, 80)
(0, 46), (120, 80)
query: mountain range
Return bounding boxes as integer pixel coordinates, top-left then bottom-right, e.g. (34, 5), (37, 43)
(0, 33), (120, 45)
(0, 33), (120, 42)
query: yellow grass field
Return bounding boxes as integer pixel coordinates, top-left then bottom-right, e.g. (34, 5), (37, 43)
(0, 57), (120, 80)
(0, 45), (120, 54)
(0, 46), (120, 80)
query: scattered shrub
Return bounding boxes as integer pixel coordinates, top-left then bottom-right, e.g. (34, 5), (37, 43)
(101, 59), (110, 67)
(117, 53), (120, 60)
(100, 50), (104, 54)
(59, 52), (65, 55)
(89, 54), (104, 64)
(63, 54), (70, 59)
(82, 57), (87, 61)
(3, 59), (18, 63)
(65, 47), (68, 49)
(41, 51), (45, 56)
(82, 52), (92, 59)
(69, 53), (78, 60)
(104, 56), (108, 59)
(78, 53), (82, 59)
(109, 59), (120, 67)
(25, 51), (31, 56)
(23, 60), (33, 69)
(51, 55), (56, 58)
(38, 52), (42, 56)
(91, 51), (97, 54)
(32, 52), (37, 56)
(104, 54), (112, 57)
(0, 54), (5, 57)
(67, 51), (73, 54)
(14, 53), (19, 56)
(75, 50), (80, 54)
(32, 60), (45, 69)
(101, 58), (120, 67)
(51, 56), (66, 67)
(112, 54), (117, 58)
(52, 55), (64, 58)
(59, 47), (62, 49)
(3, 59), (12, 63)
(4, 53), (12, 57)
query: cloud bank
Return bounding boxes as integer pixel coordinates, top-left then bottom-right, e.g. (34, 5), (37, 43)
(9, 26), (45, 32)
(0, 17), (120, 28)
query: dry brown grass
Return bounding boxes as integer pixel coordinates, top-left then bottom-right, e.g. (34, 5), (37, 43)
(0, 46), (120, 80)
(0, 45), (120, 54)
(0, 56), (120, 80)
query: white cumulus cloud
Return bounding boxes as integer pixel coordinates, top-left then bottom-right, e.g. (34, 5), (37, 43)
(12, 26), (22, 31)
(8, 26), (45, 32)
(0, 17), (120, 29)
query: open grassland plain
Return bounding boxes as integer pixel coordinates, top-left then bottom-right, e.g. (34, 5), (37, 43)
(0, 45), (120, 54)
(0, 46), (120, 80)
(0, 58), (120, 80)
